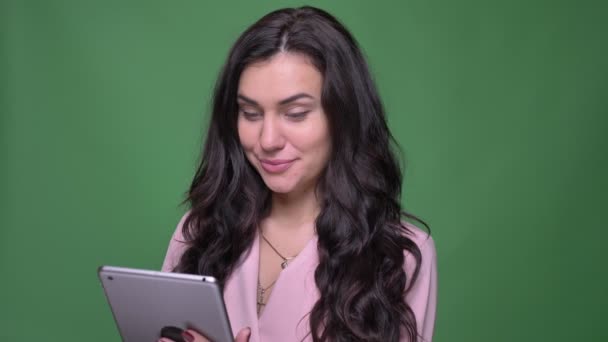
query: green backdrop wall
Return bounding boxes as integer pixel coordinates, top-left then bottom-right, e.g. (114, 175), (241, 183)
(1, 0), (607, 341)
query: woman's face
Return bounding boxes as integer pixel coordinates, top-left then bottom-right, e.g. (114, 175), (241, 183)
(237, 52), (331, 196)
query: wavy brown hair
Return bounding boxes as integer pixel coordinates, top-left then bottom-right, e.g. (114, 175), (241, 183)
(174, 6), (428, 341)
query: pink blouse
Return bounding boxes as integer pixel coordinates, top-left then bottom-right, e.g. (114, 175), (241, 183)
(162, 214), (437, 341)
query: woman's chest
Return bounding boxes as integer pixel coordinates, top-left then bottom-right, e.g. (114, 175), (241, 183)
(223, 235), (320, 342)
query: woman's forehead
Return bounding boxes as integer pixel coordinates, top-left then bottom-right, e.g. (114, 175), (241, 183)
(238, 53), (322, 107)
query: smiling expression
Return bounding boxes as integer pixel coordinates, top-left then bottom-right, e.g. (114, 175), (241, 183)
(237, 52), (331, 196)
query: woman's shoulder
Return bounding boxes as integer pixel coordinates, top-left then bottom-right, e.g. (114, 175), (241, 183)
(400, 221), (437, 340)
(400, 221), (437, 285)
(161, 211), (191, 272)
(401, 221), (435, 256)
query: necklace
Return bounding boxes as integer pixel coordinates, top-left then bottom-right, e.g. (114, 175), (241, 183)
(256, 279), (277, 315)
(257, 233), (304, 315)
(261, 233), (298, 269)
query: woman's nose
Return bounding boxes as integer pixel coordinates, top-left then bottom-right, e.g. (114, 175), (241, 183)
(259, 115), (285, 151)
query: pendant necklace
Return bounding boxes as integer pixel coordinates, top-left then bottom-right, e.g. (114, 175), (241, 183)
(256, 279), (276, 315)
(261, 233), (298, 269)
(257, 233), (300, 315)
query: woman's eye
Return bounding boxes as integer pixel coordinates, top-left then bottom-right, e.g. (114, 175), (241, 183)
(285, 111), (310, 120)
(241, 111), (262, 120)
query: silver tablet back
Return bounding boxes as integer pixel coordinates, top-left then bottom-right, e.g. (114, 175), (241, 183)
(98, 266), (233, 342)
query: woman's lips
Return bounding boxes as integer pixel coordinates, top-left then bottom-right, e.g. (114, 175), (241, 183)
(259, 159), (295, 173)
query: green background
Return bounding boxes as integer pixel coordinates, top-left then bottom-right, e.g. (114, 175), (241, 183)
(1, 0), (607, 340)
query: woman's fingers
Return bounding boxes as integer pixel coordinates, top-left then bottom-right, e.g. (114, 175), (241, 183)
(179, 327), (250, 342)
(182, 329), (210, 342)
(235, 327), (252, 342)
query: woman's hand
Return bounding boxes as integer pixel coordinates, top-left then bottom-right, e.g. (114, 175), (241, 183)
(158, 327), (251, 342)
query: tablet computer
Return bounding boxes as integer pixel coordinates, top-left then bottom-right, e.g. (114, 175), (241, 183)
(98, 266), (233, 342)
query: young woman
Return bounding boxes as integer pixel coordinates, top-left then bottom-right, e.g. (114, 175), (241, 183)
(161, 6), (436, 342)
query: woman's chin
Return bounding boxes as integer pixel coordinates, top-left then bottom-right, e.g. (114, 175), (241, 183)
(265, 183), (296, 194)
(261, 177), (299, 195)
(260, 173), (318, 197)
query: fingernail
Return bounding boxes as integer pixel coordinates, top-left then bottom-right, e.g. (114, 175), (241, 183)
(182, 330), (195, 342)
(245, 327), (251, 337)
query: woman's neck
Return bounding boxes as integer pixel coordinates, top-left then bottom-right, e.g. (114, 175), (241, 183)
(267, 187), (320, 233)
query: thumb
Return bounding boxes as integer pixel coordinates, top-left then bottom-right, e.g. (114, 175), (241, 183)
(235, 327), (251, 342)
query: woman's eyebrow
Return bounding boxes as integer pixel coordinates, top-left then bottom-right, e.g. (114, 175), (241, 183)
(237, 94), (259, 106)
(237, 93), (314, 106)
(278, 93), (314, 105)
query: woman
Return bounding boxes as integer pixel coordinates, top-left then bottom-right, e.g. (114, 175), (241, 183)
(161, 6), (437, 342)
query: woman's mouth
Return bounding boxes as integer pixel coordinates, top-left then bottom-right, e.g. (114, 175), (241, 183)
(259, 159), (296, 173)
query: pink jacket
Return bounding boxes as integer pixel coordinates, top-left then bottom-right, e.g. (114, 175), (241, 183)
(162, 214), (437, 341)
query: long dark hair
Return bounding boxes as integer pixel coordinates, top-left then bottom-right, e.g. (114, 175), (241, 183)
(175, 6), (428, 341)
